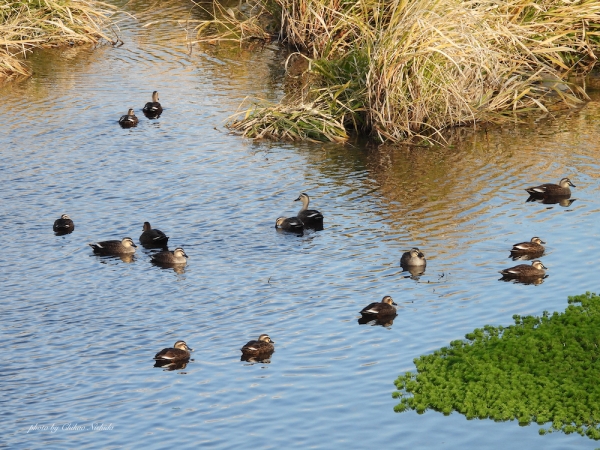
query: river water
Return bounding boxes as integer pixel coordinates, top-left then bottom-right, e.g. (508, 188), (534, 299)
(2, 0), (600, 448)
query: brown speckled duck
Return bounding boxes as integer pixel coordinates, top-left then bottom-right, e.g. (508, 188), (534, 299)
(360, 295), (397, 316)
(142, 91), (163, 119)
(53, 214), (74, 234)
(151, 247), (188, 265)
(89, 237), (137, 255)
(275, 216), (304, 234)
(154, 340), (192, 361)
(401, 248), (426, 267)
(139, 222), (169, 247)
(525, 177), (575, 198)
(510, 237), (545, 256)
(118, 108), (138, 128)
(500, 260), (547, 278)
(241, 334), (275, 357)
(295, 193), (324, 230)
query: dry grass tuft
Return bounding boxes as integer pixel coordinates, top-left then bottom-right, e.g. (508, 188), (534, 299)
(226, 0), (600, 143)
(0, 0), (118, 78)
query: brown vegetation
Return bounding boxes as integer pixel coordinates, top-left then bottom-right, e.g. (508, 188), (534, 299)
(0, 0), (118, 79)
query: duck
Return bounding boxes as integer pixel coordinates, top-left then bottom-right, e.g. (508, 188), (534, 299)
(295, 193), (324, 230)
(139, 222), (169, 247)
(510, 237), (545, 256)
(89, 237), (137, 255)
(525, 177), (575, 198)
(142, 91), (163, 119)
(154, 340), (192, 361)
(360, 295), (397, 316)
(53, 214), (74, 233)
(151, 247), (188, 265)
(241, 334), (275, 357)
(275, 216), (304, 234)
(401, 248), (426, 267)
(499, 260), (547, 278)
(118, 108), (138, 128)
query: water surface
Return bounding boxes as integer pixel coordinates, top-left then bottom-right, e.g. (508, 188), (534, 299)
(2, 1), (600, 448)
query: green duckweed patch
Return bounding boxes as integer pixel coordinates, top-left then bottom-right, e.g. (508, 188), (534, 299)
(393, 292), (600, 440)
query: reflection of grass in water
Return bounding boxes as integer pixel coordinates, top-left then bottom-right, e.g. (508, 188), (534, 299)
(393, 292), (600, 440)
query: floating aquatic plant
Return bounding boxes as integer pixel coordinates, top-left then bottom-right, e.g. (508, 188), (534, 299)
(393, 292), (600, 440)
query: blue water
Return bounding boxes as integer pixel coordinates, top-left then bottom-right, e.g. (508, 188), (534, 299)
(2, 1), (600, 448)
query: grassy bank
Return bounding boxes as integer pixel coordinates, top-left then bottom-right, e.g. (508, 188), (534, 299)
(0, 0), (117, 79)
(211, 0), (600, 143)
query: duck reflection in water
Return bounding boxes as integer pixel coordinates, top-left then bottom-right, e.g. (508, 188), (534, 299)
(153, 359), (189, 371)
(526, 196), (576, 207)
(401, 265), (426, 279)
(94, 253), (135, 264)
(358, 295), (398, 327)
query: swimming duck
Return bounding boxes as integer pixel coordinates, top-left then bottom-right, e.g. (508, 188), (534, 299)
(360, 295), (397, 316)
(500, 260), (547, 278)
(142, 91), (163, 119)
(295, 193), (324, 230)
(241, 334), (275, 357)
(525, 177), (575, 198)
(401, 248), (426, 267)
(510, 237), (545, 256)
(89, 237), (137, 255)
(53, 214), (74, 234)
(275, 216), (304, 234)
(151, 247), (188, 265)
(154, 340), (192, 361)
(139, 222), (169, 247)
(118, 108), (138, 128)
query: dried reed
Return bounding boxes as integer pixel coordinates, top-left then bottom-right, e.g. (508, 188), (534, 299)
(226, 0), (600, 143)
(0, 0), (118, 78)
